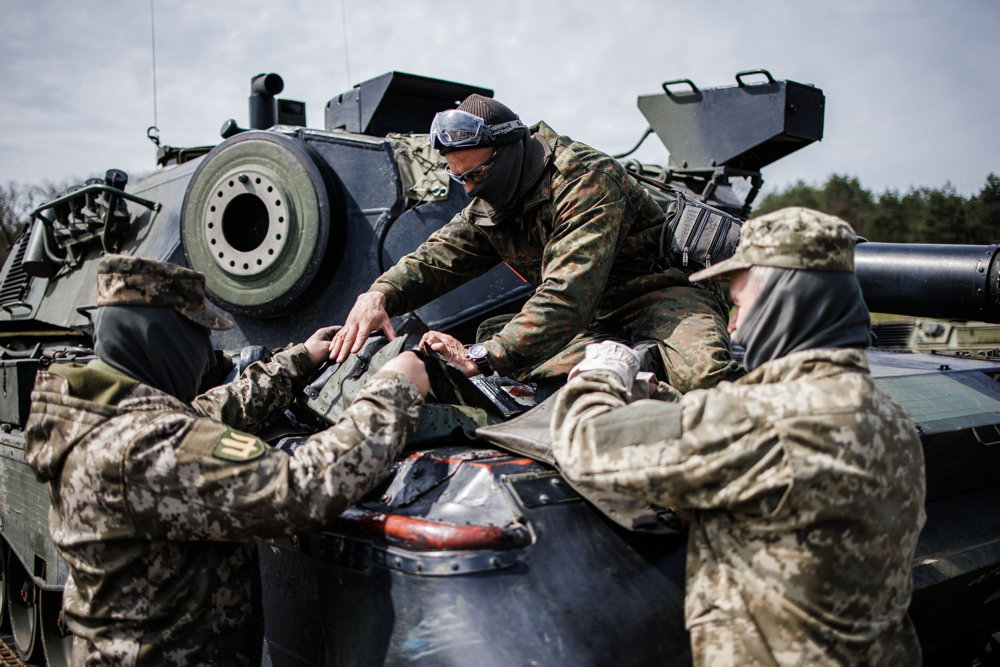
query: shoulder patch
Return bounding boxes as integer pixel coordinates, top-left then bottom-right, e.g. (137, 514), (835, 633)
(212, 429), (266, 462)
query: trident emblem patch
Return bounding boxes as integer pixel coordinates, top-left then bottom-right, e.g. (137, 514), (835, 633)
(212, 429), (266, 462)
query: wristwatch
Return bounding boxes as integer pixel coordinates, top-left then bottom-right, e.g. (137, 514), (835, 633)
(465, 343), (492, 375)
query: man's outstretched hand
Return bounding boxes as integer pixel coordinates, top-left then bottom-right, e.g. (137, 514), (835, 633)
(420, 330), (478, 377)
(304, 325), (342, 365)
(329, 291), (397, 363)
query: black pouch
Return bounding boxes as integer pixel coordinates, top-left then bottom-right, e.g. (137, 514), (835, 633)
(629, 171), (742, 273)
(658, 190), (742, 272)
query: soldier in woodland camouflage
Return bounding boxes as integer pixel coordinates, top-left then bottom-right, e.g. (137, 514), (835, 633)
(329, 94), (735, 392)
(550, 207), (927, 665)
(25, 255), (429, 666)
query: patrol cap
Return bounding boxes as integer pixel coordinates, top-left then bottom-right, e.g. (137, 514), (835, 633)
(96, 255), (233, 330)
(688, 206), (858, 282)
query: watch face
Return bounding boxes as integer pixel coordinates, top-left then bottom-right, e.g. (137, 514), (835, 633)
(468, 343), (488, 359)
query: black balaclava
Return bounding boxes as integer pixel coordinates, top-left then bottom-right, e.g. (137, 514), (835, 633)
(94, 305), (214, 402)
(468, 131), (550, 221)
(468, 137), (525, 212)
(730, 267), (871, 373)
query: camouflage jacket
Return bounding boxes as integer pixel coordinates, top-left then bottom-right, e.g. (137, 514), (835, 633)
(551, 348), (926, 665)
(25, 345), (423, 666)
(371, 122), (689, 378)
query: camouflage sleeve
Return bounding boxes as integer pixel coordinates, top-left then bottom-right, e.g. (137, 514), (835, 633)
(486, 171), (628, 377)
(190, 344), (316, 433)
(551, 370), (792, 513)
(369, 214), (500, 315)
(126, 370), (423, 540)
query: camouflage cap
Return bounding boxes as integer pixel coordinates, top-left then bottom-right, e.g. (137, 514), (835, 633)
(688, 206), (858, 282)
(96, 255), (233, 330)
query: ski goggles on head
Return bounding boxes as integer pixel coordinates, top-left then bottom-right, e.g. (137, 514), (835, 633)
(429, 109), (525, 150)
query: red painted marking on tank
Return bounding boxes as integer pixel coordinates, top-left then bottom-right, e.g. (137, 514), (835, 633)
(338, 508), (529, 550)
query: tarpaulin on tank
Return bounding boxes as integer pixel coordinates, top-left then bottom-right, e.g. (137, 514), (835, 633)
(387, 133), (451, 203)
(477, 392), (681, 535)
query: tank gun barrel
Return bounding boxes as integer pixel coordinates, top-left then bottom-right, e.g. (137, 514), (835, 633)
(855, 242), (1000, 323)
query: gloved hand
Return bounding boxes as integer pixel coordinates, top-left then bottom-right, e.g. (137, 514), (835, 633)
(568, 341), (642, 387)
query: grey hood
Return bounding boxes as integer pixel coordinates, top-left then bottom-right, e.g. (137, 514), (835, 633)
(94, 305), (213, 402)
(731, 268), (872, 373)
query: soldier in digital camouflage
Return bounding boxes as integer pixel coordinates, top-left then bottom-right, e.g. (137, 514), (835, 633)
(549, 207), (927, 665)
(329, 94), (736, 392)
(24, 254), (429, 666)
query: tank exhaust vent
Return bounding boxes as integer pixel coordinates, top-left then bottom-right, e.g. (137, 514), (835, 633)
(0, 233), (32, 313)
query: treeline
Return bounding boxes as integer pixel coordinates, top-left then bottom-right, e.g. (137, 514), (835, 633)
(752, 173), (999, 244)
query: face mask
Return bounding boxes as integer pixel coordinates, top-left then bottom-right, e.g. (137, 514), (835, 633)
(94, 306), (213, 402)
(731, 268), (871, 372)
(468, 140), (525, 212)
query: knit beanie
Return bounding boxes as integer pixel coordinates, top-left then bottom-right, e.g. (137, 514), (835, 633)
(456, 94), (526, 147)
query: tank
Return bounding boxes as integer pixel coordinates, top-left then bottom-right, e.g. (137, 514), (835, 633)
(0, 68), (997, 666)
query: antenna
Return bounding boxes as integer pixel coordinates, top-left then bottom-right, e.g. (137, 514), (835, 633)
(340, 0), (351, 87)
(148, 0), (160, 147)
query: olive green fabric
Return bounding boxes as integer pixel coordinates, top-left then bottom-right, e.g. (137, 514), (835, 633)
(387, 133), (450, 202)
(49, 359), (139, 406)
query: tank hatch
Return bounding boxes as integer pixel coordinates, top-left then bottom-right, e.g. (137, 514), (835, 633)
(325, 71), (493, 137)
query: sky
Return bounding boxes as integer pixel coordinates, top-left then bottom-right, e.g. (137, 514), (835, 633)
(1, 1), (998, 203)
